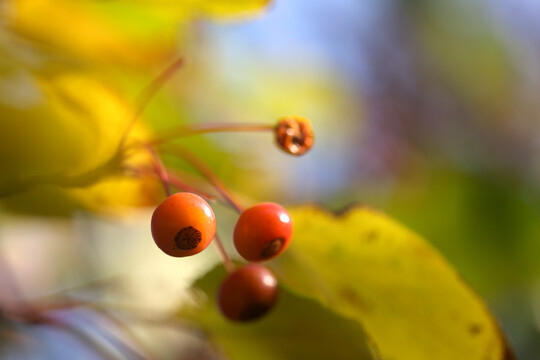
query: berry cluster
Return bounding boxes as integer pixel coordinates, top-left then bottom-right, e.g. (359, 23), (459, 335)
(147, 116), (313, 322)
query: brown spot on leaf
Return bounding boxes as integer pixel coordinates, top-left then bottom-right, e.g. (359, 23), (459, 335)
(468, 323), (483, 336)
(175, 226), (202, 250)
(365, 230), (378, 242)
(340, 286), (373, 313)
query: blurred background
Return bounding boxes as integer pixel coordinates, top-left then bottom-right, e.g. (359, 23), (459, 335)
(1, 0), (540, 358)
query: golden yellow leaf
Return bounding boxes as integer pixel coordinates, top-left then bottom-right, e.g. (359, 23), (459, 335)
(180, 0), (272, 19)
(66, 173), (162, 214)
(272, 206), (515, 360)
(0, 175), (160, 216)
(0, 72), (122, 192)
(5, 0), (271, 66)
(0, 60), (158, 213)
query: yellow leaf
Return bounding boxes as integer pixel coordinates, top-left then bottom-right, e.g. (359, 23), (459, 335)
(0, 175), (160, 216)
(181, 0), (272, 19)
(66, 173), (162, 214)
(0, 63), (146, 198)
(273, 206), (515, 360)
(6, 0), (270, 66)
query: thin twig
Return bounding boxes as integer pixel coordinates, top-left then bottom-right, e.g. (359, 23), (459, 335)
(47, 315), (125, 360)
(164, 170), (218, 203)
(151, 122), (274, 146)
(212, 233), (235, 273)
(159, 144), (245, 213)
(0, 253), (40, 321)
(119, 57), (185, 150)
(95, 308), (157, 360)
(0, 253), (25, 303)
(145, 144), (171, 197)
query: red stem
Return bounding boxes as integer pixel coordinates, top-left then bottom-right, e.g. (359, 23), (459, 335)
(159, 144), (245, 214)
(132, 164), (217, 203)
(167, 172), (217, 203)
(151, 123), (274, 146)
(213, 232), (235, 273)
(145, 144), (171, 197)
(119, 57), (185, 150)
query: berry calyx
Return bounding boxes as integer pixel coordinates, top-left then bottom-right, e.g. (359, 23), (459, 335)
(275, 116), (314, 156)
(151, 192), (216, 257)
(233, 202), (293, 262)
(218, 264), (279, 322)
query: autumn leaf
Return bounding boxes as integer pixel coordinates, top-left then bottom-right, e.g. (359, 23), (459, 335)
(5, 0), (271, 66)
(267, 206), (515, 360)
(0, 69), (127, 192)
(0, 0), (272, 214)
(0, 57), (158, 213)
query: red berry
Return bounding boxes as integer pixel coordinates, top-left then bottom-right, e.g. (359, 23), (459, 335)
(233, 202), (293, 262)
(151, 192), (216, 257)
(218, 264), (279, 322)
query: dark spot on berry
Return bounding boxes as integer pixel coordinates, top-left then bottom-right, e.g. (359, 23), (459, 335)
(239, 303), (272, 321)
(261, 238), (284, 259)
(175, 226), (202, 250)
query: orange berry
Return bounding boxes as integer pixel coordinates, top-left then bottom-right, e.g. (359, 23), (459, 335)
(151, 192), (216, 257)
(275, 116), (314, 156)
(233, 202), (293, 262)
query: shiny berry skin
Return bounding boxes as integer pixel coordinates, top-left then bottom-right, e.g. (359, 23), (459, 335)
(151, 192), (216, 257)
(218, 264), (279, 322)
(233, 202), (293, 262)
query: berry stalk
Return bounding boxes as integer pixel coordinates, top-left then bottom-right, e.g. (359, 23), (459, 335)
(159, 144), (245, 214)
(212, 232), (236, 273)
(120, 57), (185, 149)
(145, 144), (171, 197)
(151, 123), (274, 145)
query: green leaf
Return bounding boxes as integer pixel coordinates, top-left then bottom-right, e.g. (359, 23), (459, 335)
(181, 265), (379, 360)
(413, 1), (512, 117)
(270, 206), (515, 360)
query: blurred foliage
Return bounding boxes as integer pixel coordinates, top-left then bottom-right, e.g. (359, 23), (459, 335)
(0, 0), (539, 358)
(5, 0), (271, 66)
(371, 163), (540, 297)
(0, 69), (135, 192)
(0, 0), (271, 215)
(412, 0), (513, 114)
